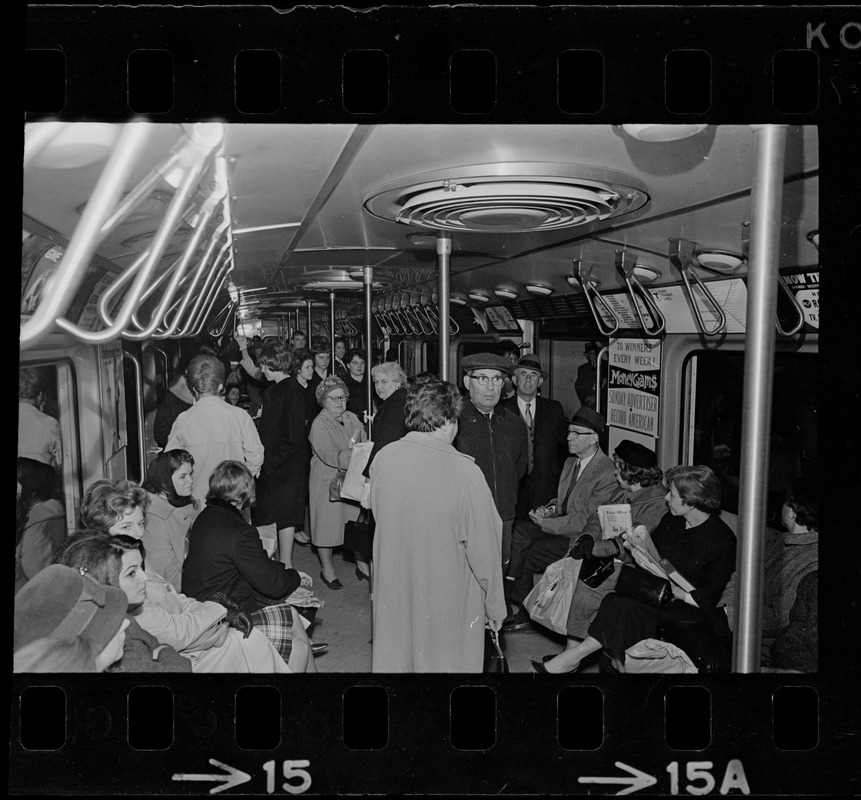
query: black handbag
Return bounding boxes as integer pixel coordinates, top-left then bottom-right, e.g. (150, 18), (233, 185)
(615, 564), (674, 608)
(483, 628), (509, 674)
(343, 508), (375, 555)
(579, 555), (617, 588)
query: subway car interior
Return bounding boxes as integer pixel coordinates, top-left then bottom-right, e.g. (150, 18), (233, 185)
(19, 122), (819, 673)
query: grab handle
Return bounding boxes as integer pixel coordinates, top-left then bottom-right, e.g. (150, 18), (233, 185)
(669, 239), (727, 336)
(615, 250), (666, 336)
(571, 260), (620, 336)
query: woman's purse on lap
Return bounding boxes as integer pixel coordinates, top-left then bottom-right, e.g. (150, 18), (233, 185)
(615, 564), (674, 608)
(579, 555), (616, 588)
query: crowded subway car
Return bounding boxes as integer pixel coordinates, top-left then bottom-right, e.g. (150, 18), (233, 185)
(17, 122), (818, 675)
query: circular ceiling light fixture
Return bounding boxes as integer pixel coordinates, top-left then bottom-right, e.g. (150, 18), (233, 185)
(27, 122), (120, 169)
(806, 229), (819, 250)
(566, 274), (601, 290)
(694, 250), (745, 273)
(449, 294), (468, 306)
(467, 289), (492, 304)
(494, 286), (519, 301)
(621, 124), (708, 142)
(364, 162), (650, 233)
(525, 283), (554, 296)
(632, 265), (662, 283)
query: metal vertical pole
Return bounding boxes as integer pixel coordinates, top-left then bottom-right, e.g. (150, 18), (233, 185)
(733, 124), (787, 674)
(364, 266), (374, 437)
(305, 300), (313, 348)
(329, 291), (336, 367)
(437, 233), (451, 382)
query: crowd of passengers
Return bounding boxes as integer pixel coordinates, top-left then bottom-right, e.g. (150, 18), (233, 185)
(15, 338), (817, 673)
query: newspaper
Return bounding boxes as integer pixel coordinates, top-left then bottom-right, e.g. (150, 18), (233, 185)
(598, 503), (632, 538)
(627, 527), (696, 593)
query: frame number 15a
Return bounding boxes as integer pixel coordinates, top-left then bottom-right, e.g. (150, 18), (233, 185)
(667, 760), (750, 795)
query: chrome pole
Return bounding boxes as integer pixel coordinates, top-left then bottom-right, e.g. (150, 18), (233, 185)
(364, 267), (374, 436)
(437, 233), (452, 382)
(733, 124), (787, 674)
(306, 300), (313, 349)
(329, 291), (336, 368)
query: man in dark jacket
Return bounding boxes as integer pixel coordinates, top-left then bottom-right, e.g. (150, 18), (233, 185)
(501, 354), (567, 519)
(454, 352), (529, 571)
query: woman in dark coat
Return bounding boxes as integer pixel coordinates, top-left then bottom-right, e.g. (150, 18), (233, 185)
(534, 464), (736, 674)
(344, 348), (370, 422)
(182, 460), (320, 671)
(252, 342), (311, 569)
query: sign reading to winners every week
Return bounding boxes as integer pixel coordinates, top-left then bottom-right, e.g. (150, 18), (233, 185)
(607, 338), (662, 438)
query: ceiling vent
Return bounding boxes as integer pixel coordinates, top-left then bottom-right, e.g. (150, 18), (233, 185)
(364, 162), (650, 233)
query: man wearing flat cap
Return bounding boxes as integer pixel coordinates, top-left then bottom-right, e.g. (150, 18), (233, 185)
(455, 352), (529, 571)
(504, 406), (617, 632)
(501, 355), (567, 520)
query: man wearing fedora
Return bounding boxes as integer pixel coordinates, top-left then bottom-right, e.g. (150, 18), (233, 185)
(501, 355), (567, 521)
(503, 406), (617, 632)
(575, 341), (604, 410)
(455, 352), (529, 571)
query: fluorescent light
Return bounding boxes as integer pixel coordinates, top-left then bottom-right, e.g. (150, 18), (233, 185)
(233, 222), (302, 235)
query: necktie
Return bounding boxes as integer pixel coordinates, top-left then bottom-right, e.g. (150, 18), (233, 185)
(524, 402), (534, 473)
(559, 459), (581, 511)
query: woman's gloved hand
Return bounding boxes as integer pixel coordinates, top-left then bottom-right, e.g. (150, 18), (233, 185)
(211, 591), (254, 638)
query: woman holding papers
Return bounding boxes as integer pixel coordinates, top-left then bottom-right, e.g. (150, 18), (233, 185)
(535, 464), (735, 674)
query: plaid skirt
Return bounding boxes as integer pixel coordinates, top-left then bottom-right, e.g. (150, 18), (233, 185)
(249, 603), (318, 662)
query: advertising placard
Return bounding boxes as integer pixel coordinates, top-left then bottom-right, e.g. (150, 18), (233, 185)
(606, 337), (661, 438)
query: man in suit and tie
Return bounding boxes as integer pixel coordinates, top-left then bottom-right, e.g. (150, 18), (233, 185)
(501, 355), (568, 520)
(503, 406), (618, 632)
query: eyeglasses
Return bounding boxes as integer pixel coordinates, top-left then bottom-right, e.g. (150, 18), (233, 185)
(568, 428), (594, 437)
(327, 395), (347, 402)
(469, 374), (505, 386)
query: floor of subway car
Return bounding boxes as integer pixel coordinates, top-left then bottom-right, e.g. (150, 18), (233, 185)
(290, 540), (599, 674)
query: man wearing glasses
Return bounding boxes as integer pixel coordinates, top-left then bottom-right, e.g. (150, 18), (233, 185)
(503, 406), (617, 633)
(454, 352), (529, 573)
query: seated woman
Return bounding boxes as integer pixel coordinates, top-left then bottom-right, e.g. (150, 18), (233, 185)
(536, 465), (736, 674)
(543, 440), (666, 664)
(81, 478), (149, 539)
(720, 476), (818, 665)
(141, 450), (199, 592)
(14, 563), (129, 673)
(15, 457), (67, 593)
(182, 460), (322, 667)
(55, 529), (313, 673)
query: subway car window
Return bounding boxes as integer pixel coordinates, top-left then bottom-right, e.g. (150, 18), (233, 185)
(689, 351), (818, 523)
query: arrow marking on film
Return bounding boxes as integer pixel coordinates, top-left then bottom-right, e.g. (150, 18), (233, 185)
(172, 759), (252, 794)
(578, 761), (657, 796)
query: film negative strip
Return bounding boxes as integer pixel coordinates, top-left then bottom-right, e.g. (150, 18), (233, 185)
(16, 4), (859, 796)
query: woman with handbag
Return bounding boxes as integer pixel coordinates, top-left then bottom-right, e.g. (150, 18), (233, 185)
(308, 375), (368, 589)
(535, 465), (736, 674)
(369, 379), (507, 673)
(540, 441), (667, 665)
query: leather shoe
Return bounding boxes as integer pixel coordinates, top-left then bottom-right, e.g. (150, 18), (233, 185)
(531, 660), (549, 674)
(319, 572), (343, 590)
(310, 642), (329, 656)
(355, 566), (370, 583)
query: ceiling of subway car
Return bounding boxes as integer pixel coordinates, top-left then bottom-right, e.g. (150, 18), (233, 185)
(22, 123), (819, 322)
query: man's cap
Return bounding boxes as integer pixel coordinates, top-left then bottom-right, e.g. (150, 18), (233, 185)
(513, 354), (547, 378)
(569, 406), (606, 435)
(14, 564), (127, 653)
(461, 352), (514, 375)
(614, 439), (657, 469)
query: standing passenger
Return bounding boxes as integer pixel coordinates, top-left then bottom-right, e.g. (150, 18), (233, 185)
(453, 352), (529, 571)
(17, 367), (62, 470)
(370, 380), (507, 672)
(344, 349), (370, 422)
(332, 340), (349, 380)
(165, 353), (264, 506)
(253, 342), (311, 569)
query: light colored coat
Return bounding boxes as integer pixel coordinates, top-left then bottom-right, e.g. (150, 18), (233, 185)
(308, 408), (367, 547)
(370, 432), (507, 673)
(142, 492), (199, 592)
(165, 395), (264, 505)
(136, 570), (290, 673)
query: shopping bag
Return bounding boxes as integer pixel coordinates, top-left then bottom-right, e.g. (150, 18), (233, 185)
(522, 556), (582, 634)
(256, 523), (278, 558)
(624, 638), (698, 674)
(341, 440), (374, 501)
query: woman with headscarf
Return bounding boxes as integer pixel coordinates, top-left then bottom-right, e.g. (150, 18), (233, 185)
(142, 449), (199, 592)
